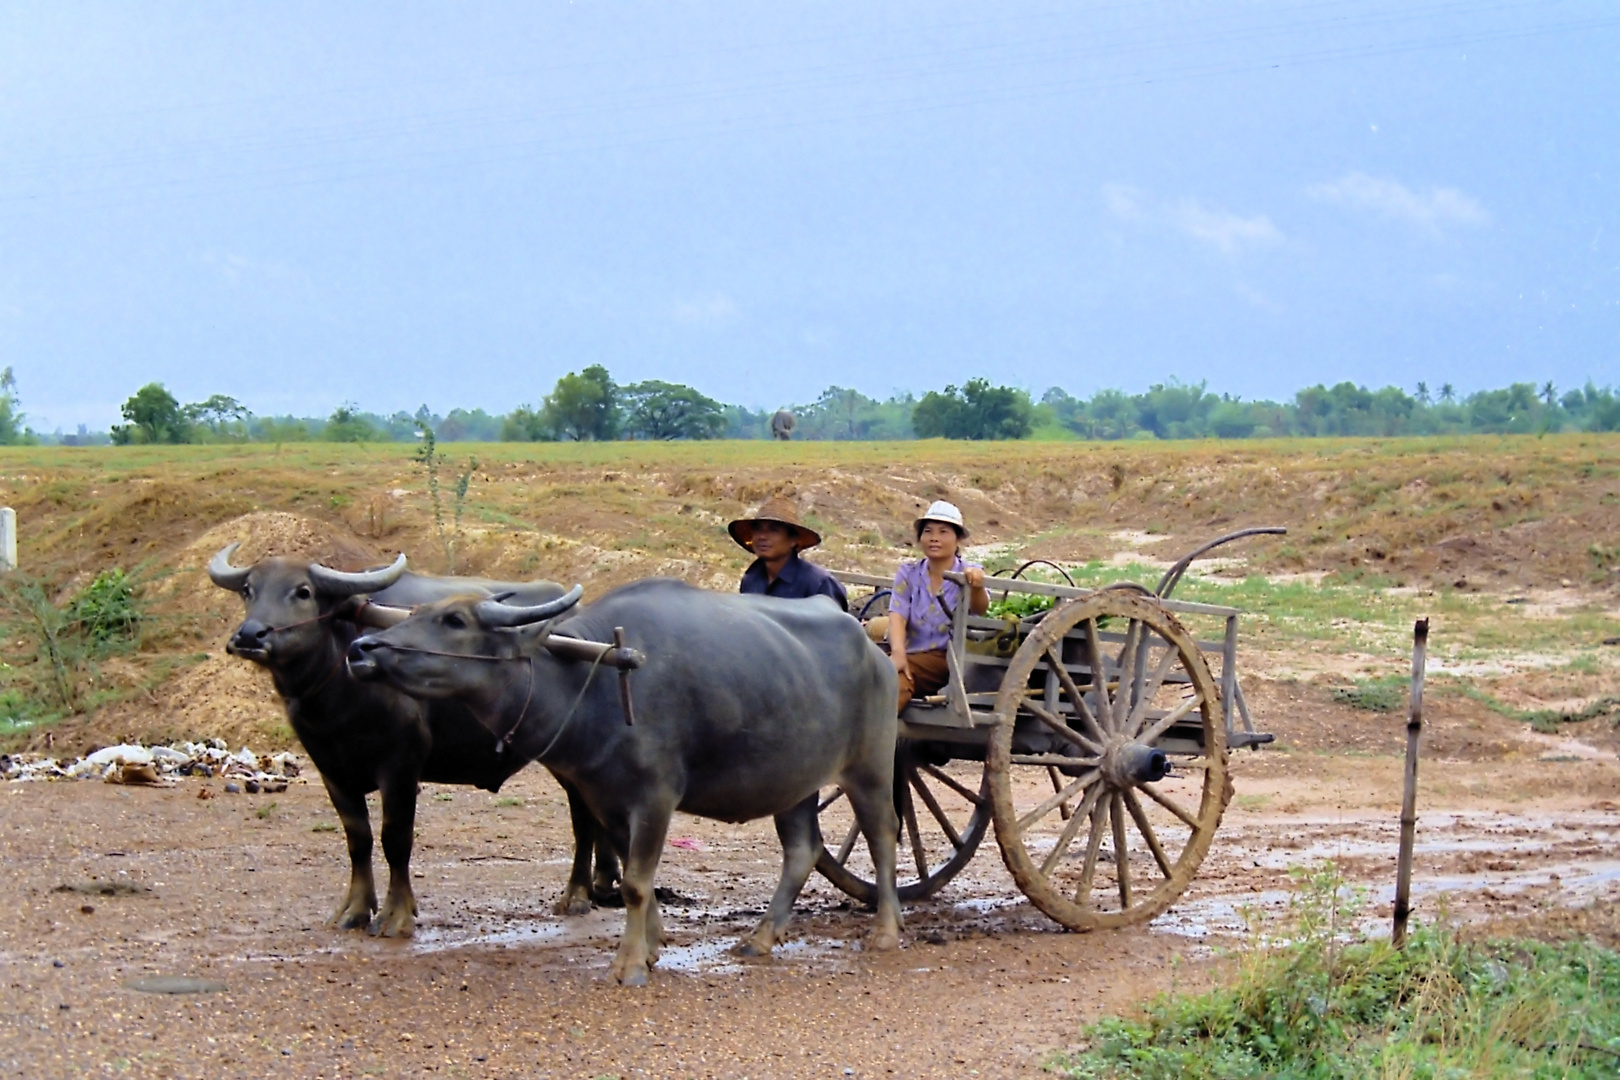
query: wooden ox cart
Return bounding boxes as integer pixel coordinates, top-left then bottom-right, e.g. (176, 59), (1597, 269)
(816, 528), (1283, 931)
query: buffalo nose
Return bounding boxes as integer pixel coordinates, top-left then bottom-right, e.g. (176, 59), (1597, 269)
(228, 620), (271, 653)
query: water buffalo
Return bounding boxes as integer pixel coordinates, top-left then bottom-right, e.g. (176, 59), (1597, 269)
(207, 543), (618, 937)
(348, 578), (902, 986)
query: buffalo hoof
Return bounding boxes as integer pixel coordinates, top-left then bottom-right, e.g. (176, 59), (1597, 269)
(609, 958), (650, 987)
(328, 907), (374, 932)
(733, 939), (771, 959)
(554, 891), (593, 917)
(865, 929), (901, 952)
(620, 968), (649, 988)
(369, 909), (416, 939)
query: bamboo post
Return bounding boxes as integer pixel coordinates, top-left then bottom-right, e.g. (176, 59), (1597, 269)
(1392, 617), (1429, 948)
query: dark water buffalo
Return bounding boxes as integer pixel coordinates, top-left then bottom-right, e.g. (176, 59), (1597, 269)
(348, 578), (901, 985)
(207, 543), (617, 937)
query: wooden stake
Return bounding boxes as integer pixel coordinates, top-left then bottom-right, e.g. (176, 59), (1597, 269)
(1393, 617), (1429, 948)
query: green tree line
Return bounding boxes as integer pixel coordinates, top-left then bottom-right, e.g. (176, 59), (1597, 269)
(7, 366), (1620, 447)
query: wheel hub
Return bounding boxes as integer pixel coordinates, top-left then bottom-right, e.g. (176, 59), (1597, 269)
(1101, 738), (1170, 787)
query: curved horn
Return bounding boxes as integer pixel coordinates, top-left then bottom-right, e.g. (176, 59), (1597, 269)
(207, 543), (251, 591)
(307, 553), (408, 597)
(475, 584), (584, 629)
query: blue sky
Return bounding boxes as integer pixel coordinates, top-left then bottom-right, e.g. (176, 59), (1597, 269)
(2, 1), (1616, 432)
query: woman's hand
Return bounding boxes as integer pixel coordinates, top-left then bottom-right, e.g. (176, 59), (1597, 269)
(963, 566), (986, 589)
(891, 650), (909, 677)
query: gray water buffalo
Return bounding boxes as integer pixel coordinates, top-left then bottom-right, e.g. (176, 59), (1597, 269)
(347, 578), (902, 986)
(208, 543), (618, 937)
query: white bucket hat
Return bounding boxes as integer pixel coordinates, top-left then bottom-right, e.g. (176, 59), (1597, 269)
(914, 500), (968, 539)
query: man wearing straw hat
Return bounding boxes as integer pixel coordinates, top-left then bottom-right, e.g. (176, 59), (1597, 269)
(728, 495), (850, 612)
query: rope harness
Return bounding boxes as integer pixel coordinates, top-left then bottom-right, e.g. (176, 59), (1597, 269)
(365, 638), (619, 756)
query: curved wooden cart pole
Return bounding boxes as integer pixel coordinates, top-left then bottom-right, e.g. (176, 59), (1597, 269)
(1393, 618), (1429, 949)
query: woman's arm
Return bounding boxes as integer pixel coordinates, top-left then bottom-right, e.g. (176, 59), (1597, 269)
(887, 612), (909, 673)
(965, 565), (990, 616)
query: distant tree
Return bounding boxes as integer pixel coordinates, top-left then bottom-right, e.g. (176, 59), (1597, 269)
(542, 364), (618, 441)
(1415, 381), (1431, 406)
(1439, 383), (1456, 404)
(437, 408), (503, 441)
(112, 383), (189, 444)
(0, 367), (27, 445)
(1541, 381), (1557, 406)
(619, 380), (726, 440)
(500, 404), (553, 442)
(325, 402), (378, 442)
(912, 378), (1033, 440)
(184, 394), (250, 441)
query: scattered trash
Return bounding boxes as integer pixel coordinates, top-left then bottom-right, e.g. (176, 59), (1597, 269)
(669, 837), (705, 851)
(224, 782), (242, 794)
(1, 741), (302, 789)
(124, 975), (227, 995)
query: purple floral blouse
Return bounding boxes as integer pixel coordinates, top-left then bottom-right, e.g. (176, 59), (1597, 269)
(889, 556), (982, 654)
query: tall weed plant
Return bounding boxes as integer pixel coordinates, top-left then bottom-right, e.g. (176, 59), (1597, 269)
(1052, 863), (1620, 1078)
(0, 567), (147, 729)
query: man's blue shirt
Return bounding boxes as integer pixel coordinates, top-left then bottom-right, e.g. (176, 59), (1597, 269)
(739, 551), (849, 612)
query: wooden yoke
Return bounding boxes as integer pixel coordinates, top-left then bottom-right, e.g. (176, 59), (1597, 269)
(543, 633), (646, 672)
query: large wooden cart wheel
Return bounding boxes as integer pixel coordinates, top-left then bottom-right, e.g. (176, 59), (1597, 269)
(815, 740), (991, 903)
(987, 589), (1231, 931)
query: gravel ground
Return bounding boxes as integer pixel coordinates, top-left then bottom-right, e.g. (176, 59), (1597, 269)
(3, 711), (1617, 1079)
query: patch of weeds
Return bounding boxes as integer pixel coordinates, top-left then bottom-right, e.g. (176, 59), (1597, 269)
(69, 568), (143, 646)
(1330, 677), (1407, 712)
(1458, 686), (1620, 733)
(311, 821), (338, 833)
(433, 792), (454, 802)
(1049, 863), (1620, 1079)
(493, 796), (523, 808)
(256, 801), (278, 820)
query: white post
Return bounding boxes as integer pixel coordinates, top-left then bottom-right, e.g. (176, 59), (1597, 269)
(0, 507), (15, 571)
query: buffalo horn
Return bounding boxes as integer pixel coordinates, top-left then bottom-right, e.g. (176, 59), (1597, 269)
(475, 584), (585, 628)
(353, 602), (413, 629)
(207, 543), (251, 591)
(307, 553), (408, 597)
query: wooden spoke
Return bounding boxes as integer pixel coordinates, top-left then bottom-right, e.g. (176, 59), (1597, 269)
(900, 780), (928, 882)
(1047, 766), (1073, 821)
(1008, 753), (1101, 767)
(1113, 621), (1143, 730)
(1021, 698), (1101, 754)
(1084, 619), (1114, 731)
(1016, 768), (1097, 834)
(1042, 646), (1108, 746)
(1039, 781), (1106, 877)
(1074, 799), (1108, 907)
(817, 787), (846, 813)
(834, 820), (860, 866)
(1110, 795), (1132, 910)
(1140, 783), (1200, 829)
(1126, 645), (1182, 736)
(919, 762), (983, 805)
(910, 770), (963, 849)
(1139, 695), (1201, 747)
(1123, 789), (1174, 880)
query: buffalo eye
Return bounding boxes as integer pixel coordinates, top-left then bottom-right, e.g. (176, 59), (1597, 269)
(294, 585), (313, 601)
(443, 612), (466, 629)
(241, 586), (253, 600)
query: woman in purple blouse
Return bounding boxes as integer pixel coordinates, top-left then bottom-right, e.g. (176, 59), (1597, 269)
(887, 500), (989, 713)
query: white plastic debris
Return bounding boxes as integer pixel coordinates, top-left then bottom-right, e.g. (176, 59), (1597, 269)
(1, 742), (304, 786)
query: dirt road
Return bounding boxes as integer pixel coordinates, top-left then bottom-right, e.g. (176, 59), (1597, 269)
(3, 695), (1616, 1079)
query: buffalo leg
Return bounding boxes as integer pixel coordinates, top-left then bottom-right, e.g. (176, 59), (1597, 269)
(370, 772), (420, 938)
(322, 778), (377, 930)
(556, 782), (601, 916)
(592, 829), (622, 902)
(739, 794), (822, 957)
(844, 775), (904, 951)
(608, 808), (671, 987)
